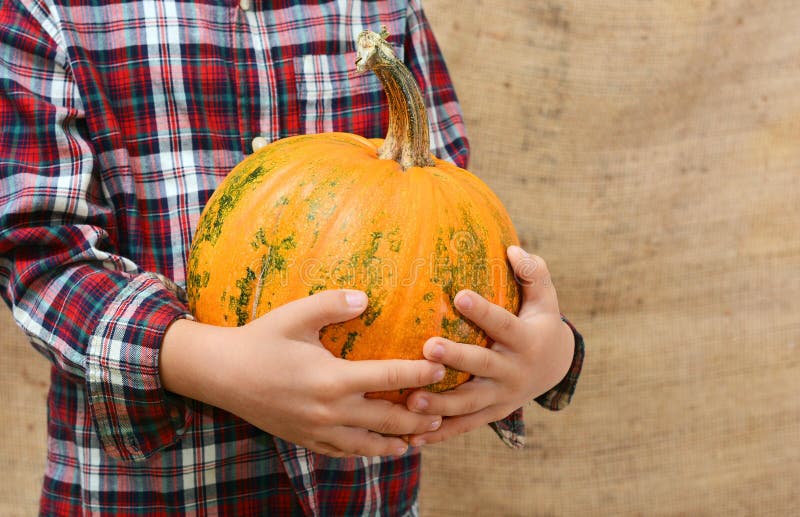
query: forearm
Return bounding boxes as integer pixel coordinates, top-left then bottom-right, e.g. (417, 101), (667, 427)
(534, 315), (585, 411)
(160, 318), (234, 410)
(539, 317), (578, 395)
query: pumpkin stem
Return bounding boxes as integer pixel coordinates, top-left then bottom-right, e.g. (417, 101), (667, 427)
(356, 27), (435, 170)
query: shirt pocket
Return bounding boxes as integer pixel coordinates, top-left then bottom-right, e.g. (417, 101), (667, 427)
(293, 52), (388, 137)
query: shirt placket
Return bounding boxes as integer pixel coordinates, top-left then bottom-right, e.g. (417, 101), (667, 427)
(232, 0), (278, 154)
(230, 3), (321, 515)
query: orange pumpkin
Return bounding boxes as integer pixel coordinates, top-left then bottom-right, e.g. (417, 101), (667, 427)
(186, 28), (521, 402)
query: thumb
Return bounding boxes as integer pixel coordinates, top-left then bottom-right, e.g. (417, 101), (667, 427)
(268, 289), (368, 337)
(507, 246), (559, 315)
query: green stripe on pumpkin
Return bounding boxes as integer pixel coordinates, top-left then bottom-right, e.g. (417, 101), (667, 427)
(341, 331), (359, 359)
(195, 163), (271, 247)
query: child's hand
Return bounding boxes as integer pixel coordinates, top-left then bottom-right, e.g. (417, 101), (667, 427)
(404, 246), (575, 447)
(161, 290), (444, 458)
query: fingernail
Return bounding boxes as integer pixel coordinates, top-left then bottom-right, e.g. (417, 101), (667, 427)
(345, 290), (367, 309)
(396, 446), (408, 456)
(428, 344), (445, 360)
(432, 366), (445, 382)
(415, 397), (429, 411)
(455, 292), (473, 311)
(429, 418), (441, 431)
(413, 438), (426, 447)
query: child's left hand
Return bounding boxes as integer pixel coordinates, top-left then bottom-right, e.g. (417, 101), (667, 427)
(406, 246), (575, 447)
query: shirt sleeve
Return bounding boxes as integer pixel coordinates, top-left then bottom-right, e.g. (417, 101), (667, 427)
(0, 2), (193, 462)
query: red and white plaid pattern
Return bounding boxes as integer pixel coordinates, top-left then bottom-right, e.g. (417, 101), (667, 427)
(0, 0), (583, 514)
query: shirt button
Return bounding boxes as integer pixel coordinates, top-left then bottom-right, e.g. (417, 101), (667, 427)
(239, 0), (251, 11)
(252, 136), (268, 152)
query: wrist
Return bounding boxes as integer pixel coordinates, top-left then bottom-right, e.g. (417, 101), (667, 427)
(554, 318), (576, 381)
(160, 318), (232, 408)
(539, 317), (576, 392)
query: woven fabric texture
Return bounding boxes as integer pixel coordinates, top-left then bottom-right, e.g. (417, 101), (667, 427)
(2, 1), (799, 515)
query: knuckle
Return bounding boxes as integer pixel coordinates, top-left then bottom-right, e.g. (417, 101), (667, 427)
(348, 447), (367, 458)
(502, 368), (525, 391)
(384, 366), (401, 390)
(516, 255), (549, 287)
(477, 348), (493, 375)
(477, 300), (493, 321)
(451, 346), (466, 368)
(332, 444), (356, 457)
(326, 448), (348, 458)
(497, 311), (515, 333)
(306, 403), (335, 427)
(313, 293), (339, 321)
(312, 373), (342, 400)
(353, 438), (383, 458)
(515, 257), (538, 285)
(344, 442), (365, 457)
(532, 255), (550, 275)
(465, 397), (481, 414)
(455, 394), (480, 416)
(417, 365), (430, 387)
(354, 435), (381, 457)
(455, 419), (475, 436)
(375, 438), (403, 458)
(376, 409), (401, 434)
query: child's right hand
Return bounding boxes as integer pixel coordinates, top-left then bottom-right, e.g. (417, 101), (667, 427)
(160, 289), (444, 457)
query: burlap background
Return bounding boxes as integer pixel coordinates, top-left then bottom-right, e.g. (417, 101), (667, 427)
(2, 1), (799, 514)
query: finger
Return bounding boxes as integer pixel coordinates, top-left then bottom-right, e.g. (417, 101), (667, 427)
(507, 246), (559, 315)
(311, 442), (351, 458)
(268, 289), (368, 337)
(343, 358), (445, 393)
(420, 337), (507, 379)
(407, 409), (495, 447)
(406, 378), (497, 417)
(344, 398), (442, 436)
(325, 427), (412, 457)
(453, 290), (526, 346)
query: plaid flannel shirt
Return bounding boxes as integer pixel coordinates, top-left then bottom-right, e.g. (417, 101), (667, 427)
(0, 0), (585, 515)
